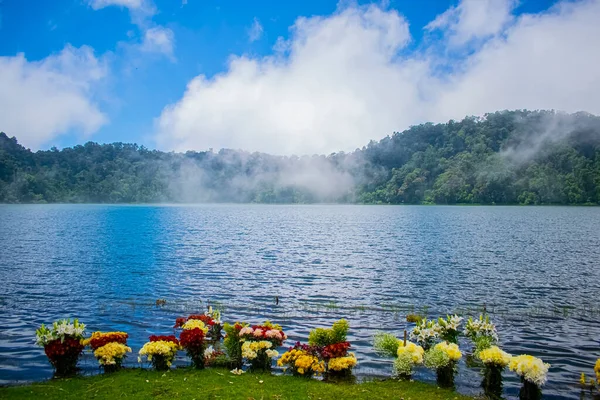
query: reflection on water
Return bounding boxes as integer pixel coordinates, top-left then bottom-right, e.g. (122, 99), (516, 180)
(0, 204), (599, 399)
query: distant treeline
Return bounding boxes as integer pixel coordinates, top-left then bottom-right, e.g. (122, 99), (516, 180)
(1, 109), (600, 205)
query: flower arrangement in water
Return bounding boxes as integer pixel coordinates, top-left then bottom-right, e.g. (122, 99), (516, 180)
(509, 354), (550, 400)
(83, 332), (131, 372)
(373, 333), (424, 379)
(239, 321), (286, 371)
(409, 318), (440, 350)
(436, 315), (463, 344)
(35, 319), (86, 376)
(138, 335), (180, 371)
(307, 319), (356, 378)
(277, 343), (325, 377)
(424, 341), (462, 388)
(477, 345), (511, 398)
(464, 314), (498, 354)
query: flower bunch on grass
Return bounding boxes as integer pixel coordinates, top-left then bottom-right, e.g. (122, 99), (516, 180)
(138, 335), (180, 371)
(477, 346), (511, 397)
(35, 319), (85, 376)
(424, 341), (462, 388)
(509, 354), (550, 400)
(83, 332), (131, 372)
(223, 322), (247, 368)
(180, 322), (208, 369)
(409, 319), (440, 350)
(239, 321), (286, 371)
(373, 333), (423, 379)
(464, 315), (498, 354)
(436, 315), (463, 344)
(204, 346), (228, 367)
(308, 319), (356, 377)
(277, 344), (325, 377)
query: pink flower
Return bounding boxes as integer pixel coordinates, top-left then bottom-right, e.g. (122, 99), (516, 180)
(265, 330), (282, 340)
(239, 327), (253, 336)
(253, 329), (264, 337)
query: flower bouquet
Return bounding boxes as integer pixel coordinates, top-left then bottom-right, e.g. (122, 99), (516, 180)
(239, 321), (285, 371)
(409, 318), (440, 350)
(373, 333), (424, 379)
(509, 354), (550, 400)
(35, 319), (85, 376)
(223, 322), (246, 369)
(464, 315), (498, 354)
(174, 307), (223, 343)
(436, 315), (463, 344)
(477, 345), (511, 398)
(138, 335), (180, 371)
(83, 331), (131, 373)
(308, 319), (356, 378)
(278, 343), (325, 377)
(424, 341), (462, 388)
(179, 320), (209, 369)
(204, 346), (228, 367)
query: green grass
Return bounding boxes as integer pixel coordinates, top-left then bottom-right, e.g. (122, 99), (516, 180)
(0, 368), (476, 400)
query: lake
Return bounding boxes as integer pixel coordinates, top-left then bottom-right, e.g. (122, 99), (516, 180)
(0, 204), (599, 399)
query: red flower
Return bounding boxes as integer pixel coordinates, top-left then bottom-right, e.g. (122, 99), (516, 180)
(149, 335), (180, 345)
(179, 328), (205, 349)
(89, 333), (128, 350)
(44, 338), (84, 362)
(320, 341), (351, 359)
(174, 314), (215, 328)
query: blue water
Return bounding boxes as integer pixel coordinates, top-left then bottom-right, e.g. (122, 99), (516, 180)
(0, 204), (599, 399)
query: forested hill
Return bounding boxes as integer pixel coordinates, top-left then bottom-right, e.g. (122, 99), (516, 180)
(1, 110), (600, 205)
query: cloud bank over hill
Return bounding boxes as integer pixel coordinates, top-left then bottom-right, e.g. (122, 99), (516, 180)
(156, 0), (600, 155)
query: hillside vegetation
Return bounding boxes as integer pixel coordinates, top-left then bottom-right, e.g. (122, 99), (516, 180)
(1, 110), (599, 204)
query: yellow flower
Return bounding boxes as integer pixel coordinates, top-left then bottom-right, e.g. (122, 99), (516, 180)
(478, 346), (511, 368)
(397, 341), (424, 365)
(509, 354), (550, 387)
(595, 358), (600, 384)
(138, 340), (179, 365)
(580, 373), (587, 385)
(181, 319), (209, 334)
(328, 353), (357, 371)
(434, 342), (462, 361)
(94, 342), (131, 365)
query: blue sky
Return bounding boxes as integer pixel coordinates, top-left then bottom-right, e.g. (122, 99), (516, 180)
(1, 0), (598, 155)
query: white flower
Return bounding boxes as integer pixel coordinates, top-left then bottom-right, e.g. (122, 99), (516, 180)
(230, 368), (245, 375)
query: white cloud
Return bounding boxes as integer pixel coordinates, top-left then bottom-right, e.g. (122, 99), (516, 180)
(0, 45), (108, 149)
(248, 18), (264, 42)
(89, 0), (145, 11)
(426, 0), (518, 46)
(141, 26), (175, 58)
(156, 0), (600, 155)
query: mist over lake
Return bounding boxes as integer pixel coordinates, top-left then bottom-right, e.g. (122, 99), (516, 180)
(0, 204), (598, 399)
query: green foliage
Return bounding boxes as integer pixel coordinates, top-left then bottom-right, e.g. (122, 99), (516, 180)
(308, 319), (349, 347)
(0, 368), (475, 400)
(373, 332), (400, 358)
(2, 110), (600, 205)
(406, 314), (424, 323)
(222, 322), (246, 367)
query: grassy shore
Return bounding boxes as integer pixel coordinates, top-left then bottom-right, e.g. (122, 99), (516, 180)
(0, 368), (477, 400)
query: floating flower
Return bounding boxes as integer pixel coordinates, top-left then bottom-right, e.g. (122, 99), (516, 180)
(509, 354), (550, 387)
